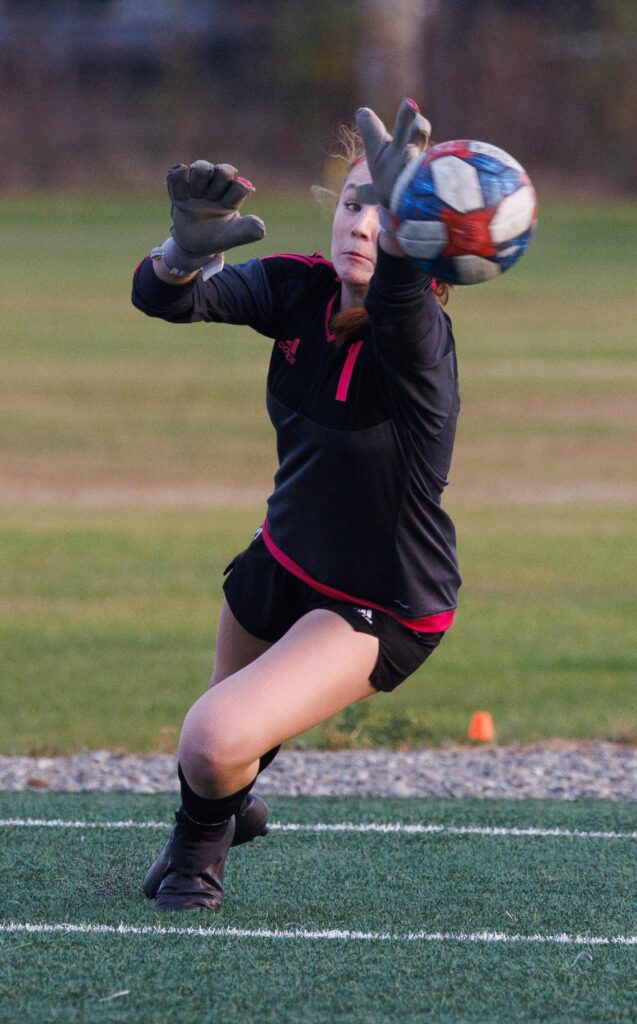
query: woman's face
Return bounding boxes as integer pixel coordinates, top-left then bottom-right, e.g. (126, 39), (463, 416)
(330, 160), (379, 292)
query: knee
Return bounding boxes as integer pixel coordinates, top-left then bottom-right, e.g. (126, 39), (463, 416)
(179, 698), (254, 778)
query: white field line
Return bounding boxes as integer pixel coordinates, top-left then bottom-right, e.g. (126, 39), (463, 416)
(0, 818), (635, 840)
(0, 922), (636, 946)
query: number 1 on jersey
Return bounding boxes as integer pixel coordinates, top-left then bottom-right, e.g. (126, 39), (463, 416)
(335, 340), (364, 402)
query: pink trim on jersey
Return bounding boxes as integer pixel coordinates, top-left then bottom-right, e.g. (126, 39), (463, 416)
(325, 292), (338, 341)
(262, 252), (336, 271)
(261, 520), (455, 634)
(335, 340), (364, 401)
(259, 253), (343, 342)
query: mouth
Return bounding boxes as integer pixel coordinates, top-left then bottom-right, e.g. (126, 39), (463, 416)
(344, 251), (373, 264)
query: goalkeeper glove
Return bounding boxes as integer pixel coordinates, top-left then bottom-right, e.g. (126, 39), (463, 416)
(152, 160), (265, 280)
(355, 99), (430, 235)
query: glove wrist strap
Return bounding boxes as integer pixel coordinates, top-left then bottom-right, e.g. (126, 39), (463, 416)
(150, 238), (225, 281)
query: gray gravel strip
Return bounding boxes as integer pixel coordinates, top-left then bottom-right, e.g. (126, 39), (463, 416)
(0, 743), (635, 800)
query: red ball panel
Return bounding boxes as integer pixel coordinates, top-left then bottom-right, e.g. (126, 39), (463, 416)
(440, 206), (497, 259)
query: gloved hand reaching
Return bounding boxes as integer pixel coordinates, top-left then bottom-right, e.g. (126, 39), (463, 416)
(152, 161), (266, 280)
(355, 99), (431, 235)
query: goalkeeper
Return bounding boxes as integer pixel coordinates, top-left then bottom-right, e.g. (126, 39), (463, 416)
(132, 99), (461, 912)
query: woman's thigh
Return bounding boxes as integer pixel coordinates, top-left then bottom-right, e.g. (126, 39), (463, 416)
(185, 608), (379, 763)
(209, 598), (273, 688)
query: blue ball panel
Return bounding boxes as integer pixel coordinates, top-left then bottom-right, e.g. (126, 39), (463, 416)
(397, 188), (447, 224)
(477, 169), (524, 209)
(468, 154), (508, 176)
(496, 226), (534, 271)
(407, 253), (472, 284)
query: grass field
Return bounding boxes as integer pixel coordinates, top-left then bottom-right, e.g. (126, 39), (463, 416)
(1, 791), (635, 1023)
(0, 196), (636, 752)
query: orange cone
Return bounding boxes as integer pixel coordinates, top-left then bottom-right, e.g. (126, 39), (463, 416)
(468, 711), (495, 742)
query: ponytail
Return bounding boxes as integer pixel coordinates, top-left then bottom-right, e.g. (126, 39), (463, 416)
(331, 306), (369, 350)
(331, 278), (451, 350)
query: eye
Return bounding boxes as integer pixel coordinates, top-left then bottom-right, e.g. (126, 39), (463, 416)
(344, 200), (362, 213)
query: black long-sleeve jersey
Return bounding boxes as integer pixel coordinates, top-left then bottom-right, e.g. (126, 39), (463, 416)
(132, 246), (461, 632)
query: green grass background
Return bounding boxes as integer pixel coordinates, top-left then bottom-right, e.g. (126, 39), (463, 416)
(0, 196), (636, 753)
(1, 792), (636, 1023)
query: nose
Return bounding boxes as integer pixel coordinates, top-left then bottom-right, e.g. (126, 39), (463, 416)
(351, 205), (377, 240)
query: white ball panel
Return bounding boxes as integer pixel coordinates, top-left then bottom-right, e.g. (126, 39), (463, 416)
(396, 220), (449, 259)
(453, 255), (501, 284)
(468, 140), (525, 173)
(489, 185), (536, 244)
(431, 157), (483, 213)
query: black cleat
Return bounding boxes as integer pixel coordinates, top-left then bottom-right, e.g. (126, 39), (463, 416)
(143, 794), (269, 901)
(153, 810), (235, 912)
(234, 792), (270, 847)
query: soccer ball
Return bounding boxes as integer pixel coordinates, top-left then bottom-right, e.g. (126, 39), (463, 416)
(390, 140), (537, 284)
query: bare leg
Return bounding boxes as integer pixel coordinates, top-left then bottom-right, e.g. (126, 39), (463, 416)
(209, 598), (273, 688)
(178, 609), (378, 798)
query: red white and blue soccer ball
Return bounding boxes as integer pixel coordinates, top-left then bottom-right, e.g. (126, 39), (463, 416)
(390, 140), (538, 285)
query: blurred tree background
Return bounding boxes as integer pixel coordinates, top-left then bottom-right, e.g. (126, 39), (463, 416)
(0, 0), (635, 194)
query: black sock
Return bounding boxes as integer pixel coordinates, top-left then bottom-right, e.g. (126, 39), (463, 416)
(258, 745), (280, 774)
(178, 763), (255, 827)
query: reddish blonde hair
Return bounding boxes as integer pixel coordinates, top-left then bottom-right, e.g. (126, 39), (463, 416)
(328, 125), (451, 349)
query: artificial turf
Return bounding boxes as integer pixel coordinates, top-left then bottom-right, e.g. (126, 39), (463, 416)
(0, 792), (635, 1023)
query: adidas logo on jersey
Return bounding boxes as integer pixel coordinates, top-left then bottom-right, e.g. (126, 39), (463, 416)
(355, 607), (373, 623)
(278, 337), (301, 364)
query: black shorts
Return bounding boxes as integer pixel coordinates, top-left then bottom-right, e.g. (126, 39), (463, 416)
(222, 530), (444, 693)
